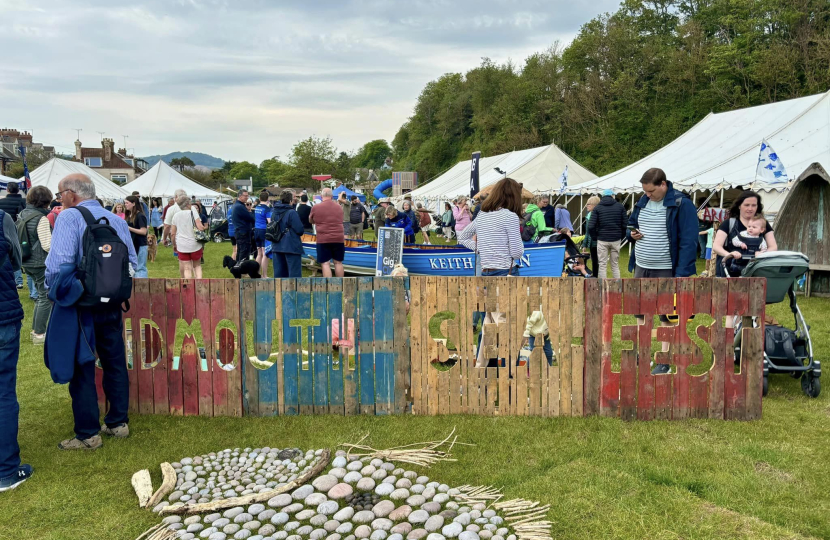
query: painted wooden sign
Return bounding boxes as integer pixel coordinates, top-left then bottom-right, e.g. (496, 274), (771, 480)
(97, 277), (765, 420)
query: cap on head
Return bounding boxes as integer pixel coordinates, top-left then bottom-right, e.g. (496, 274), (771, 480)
(602, 189), (614, 196)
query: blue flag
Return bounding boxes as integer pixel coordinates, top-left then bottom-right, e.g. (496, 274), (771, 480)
(558, 165), (568, 194)
(755, 139), (788, 184)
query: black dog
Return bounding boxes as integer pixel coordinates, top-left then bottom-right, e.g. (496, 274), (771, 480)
(223, 255), (261, 279)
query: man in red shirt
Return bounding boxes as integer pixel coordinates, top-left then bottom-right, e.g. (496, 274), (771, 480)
(309, 188), (345, 277)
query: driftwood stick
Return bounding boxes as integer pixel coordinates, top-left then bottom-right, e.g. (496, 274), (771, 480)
(132, 469), (154, 508)
(160, 449), (331, 515)
(146, 462), (176, 510)
(135, 523), (164, 540)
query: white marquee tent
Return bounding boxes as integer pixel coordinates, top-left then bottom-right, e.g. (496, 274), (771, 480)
(574, 90), (830, 215)
(127, 160), (227, 202)
(402, 143), (597, 208)
(30, 158), (130, 200)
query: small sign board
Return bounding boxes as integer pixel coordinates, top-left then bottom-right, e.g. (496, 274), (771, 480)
(376, 227), (405, 276)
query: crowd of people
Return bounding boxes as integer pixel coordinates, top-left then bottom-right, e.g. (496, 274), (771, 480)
(0, 165), (780, 491)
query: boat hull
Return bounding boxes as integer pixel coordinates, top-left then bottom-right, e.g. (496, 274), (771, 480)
(301, 241), (566, 277)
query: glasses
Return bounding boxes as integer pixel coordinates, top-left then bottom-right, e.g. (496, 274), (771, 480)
(55, 189), (74, 199)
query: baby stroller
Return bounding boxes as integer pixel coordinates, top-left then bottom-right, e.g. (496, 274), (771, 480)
(733, 251), (820, 397)
(539, 232), (589, 277)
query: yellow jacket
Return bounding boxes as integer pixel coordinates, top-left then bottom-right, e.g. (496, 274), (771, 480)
(524, 311), (549, 338)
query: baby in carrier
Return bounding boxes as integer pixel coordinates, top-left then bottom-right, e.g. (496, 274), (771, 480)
(723, 213), (767, 276)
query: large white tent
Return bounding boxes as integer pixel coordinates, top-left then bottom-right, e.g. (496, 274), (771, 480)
(403, 143), (597, 207)
(575, 90), (830, 216)
(30, 158), (130, 200)
(127, 160), (226, 202)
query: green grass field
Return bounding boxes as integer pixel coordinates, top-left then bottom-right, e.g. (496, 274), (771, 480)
(3, 239), (830, 540)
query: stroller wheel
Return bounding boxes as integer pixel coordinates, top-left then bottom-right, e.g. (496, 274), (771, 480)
(762, 376), (769, 397)
(801, 374), (821, 398)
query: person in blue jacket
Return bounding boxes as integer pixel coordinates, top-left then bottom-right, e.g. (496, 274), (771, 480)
(254, 191), (272, 278)
(385, 206), (414, 243)
(627, 167), (698, 375)
(269, 190), (305, 278)
(226, 201), (236, 260)
(231, 190), (255, 266)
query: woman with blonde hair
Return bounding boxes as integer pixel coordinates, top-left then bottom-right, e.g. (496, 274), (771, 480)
(583, 195), (601, 274)
(111, 202), (125, 220)
(170, 195), (208, 278)
(453, 196), (472, 233)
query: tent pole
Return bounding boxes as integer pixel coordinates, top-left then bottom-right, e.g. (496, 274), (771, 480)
(719, 186), (725, 209)
(577, 194), (584, 235)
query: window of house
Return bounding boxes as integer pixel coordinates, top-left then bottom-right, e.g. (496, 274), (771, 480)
(111, 174), (128, 184)
(84, 157), (102, 167)
(123, 158), (134, 166)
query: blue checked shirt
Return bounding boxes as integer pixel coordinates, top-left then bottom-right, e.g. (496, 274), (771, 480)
(45, 199), (137, 287)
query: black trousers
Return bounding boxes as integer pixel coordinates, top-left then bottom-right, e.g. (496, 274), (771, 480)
(235, 232), (254, 263)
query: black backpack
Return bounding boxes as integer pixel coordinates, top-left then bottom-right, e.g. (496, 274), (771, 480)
(74, 206), (133, 307)
(521, 210), (538, 242)
(265, 210), (289, 243)
(16, 212), (42, 262)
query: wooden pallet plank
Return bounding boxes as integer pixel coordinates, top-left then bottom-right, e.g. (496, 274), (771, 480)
(572, 278), (585, 417)
(709, 278), (728, 419)
(745, 278), (766, 421)
(133, 279), (154, 415)
(393, 276), (410, 414)
(295, 278), (315, 415)
(165, 280), (183, 415)
(618, 278), (639, 421)
(342, 278), (359, 416)
(254, 279), (278, 416)
(671, 278), (695, 421)
(282, 280), (300, 415)
(179, 280), (199, 416)
(327, 279), (345, 415)
(426, 276), (439, 415)
(358, 277), (376, 414)
(435, 276), (450, 416)
(373, 278), (395, 415)
(195, 279), (214, 417)
(599, 279), (621, 417)
(653, 278), (675, 421)
(225, 279), (243, 417)
(409, 277), (424, 414)
(689, 278), (712, 419)
(209, 279), (228, 417)
(121, 285), (136, 413)
(445, 276), (461, 415)
(312, 279), (330, 415)
(515, 278), (528, 416)
(546, 277), (561, 417)
(240, 280), (258, 416)
(148, 279), (169, 415)
(725, 279), (747, 420)
(636, 279), (657, 420)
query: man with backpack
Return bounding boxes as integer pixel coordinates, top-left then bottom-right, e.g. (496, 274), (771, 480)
(45, 174), (137, 451)
(522, 196), (553, 242)
(587, 189), (628, 278)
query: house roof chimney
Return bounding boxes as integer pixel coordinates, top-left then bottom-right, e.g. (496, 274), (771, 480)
(75, 140), (82, 161)
(102, 138), (113, 162)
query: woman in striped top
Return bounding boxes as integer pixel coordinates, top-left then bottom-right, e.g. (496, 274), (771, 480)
(458, 178), (524, 276)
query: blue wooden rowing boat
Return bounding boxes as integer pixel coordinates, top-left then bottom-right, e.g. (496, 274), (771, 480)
(299, 237), (567, 277)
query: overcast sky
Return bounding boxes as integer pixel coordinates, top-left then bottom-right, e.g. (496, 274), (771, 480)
(0, 0), (620, 163)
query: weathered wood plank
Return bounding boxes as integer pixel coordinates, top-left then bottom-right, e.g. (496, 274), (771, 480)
(281, 280), (300, 416)
(599, 279), (621, 418)
(312, 279), (330, 415)
(195, 279), (214, 418)
(358, 277), (376, 415)
(342, 278), (359, 416)
(326, 279), (345, 415)
(373, 278), (395, 415)
(179, 280), (199, 416)
(295, 278), (314, 415)
(225, 279), (243, 417)
(209, 279), (228, 417)
(165, 279), (183, 416)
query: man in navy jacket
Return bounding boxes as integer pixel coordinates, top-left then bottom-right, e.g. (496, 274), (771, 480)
(627, 168), (698, 375)
(231, 190), (255, 265)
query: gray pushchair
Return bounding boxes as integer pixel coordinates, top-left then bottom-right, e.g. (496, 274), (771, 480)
(733, 251), (821, 397)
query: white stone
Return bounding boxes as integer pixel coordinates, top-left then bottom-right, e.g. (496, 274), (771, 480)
(344, 471), (364, 484)
(292, 485), (314, 500)
(372, 500), (395, 518)
(424, 516), (444, 533)
(330, 468), (348, 479)
(433, 494), (449, 504)
(408, 510), (430, 524)
(442, 523), (463, 539)
(347, 461), (364, 472)
(270, 513), (289, 525)
(318, 501), (340, 516)
(332, 456), (348, 468)
(356, 478), (376, 492)
(458, 533), (479, 540)
(390, 489), (410, 501)
(355, 525), (372, 539)
(426, 534), (445, 540)
(353, 511), (376, 524)
(453, 514), (470, 526)
(333, 507), (355, 522)
(396, 478), (413, 489)
(410, 485), (425, 494)
(306, 493), (328, 506)
(370, 531), (388, 540)
(336, 523), (354, 534)
(313, 475), (340, 492)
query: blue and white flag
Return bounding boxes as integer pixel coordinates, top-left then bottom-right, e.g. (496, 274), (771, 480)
(558, 165), (568, 194)
(755, 139), (788, 185)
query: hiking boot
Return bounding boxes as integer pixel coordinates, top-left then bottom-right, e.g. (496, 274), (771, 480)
(0, 464), (34, 492)
(58, 435), (102, 450)
(100, 423), (129, 438)
(31, 333), (45, 345)
(651, 363), (671, 375)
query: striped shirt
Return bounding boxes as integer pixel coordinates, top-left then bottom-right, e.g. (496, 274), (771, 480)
(457, 208), (523, 270)
(634, 199), (672, 270)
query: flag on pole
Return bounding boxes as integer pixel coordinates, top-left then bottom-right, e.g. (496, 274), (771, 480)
(470, 151), (481, 198)
(558, 165), (569, 194)
(19, 145), (31, 192)
(755, 139), (788, 185)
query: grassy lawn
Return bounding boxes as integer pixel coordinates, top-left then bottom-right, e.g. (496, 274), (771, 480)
(4, 240), (830, 540)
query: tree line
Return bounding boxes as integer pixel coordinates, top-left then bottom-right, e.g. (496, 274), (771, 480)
(392, 0), (830, 182)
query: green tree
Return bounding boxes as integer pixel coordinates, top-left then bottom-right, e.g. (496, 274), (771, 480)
(229, 161), (260, 182)
(352, 140), (392, 170)
(170, 156), (195, 171)
(285, 136), (337, 189)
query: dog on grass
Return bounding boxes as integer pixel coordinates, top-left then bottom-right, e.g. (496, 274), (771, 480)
(223, 255), (261, 279)
(147, 233), (158, 262)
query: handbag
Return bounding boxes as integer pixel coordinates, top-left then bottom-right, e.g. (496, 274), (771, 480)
(191, 209), (209, 244)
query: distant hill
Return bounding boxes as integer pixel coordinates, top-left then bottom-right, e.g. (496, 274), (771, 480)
(141, 151), (224, 169)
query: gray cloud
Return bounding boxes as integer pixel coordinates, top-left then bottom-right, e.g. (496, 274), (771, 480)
(0, 0), (620, 161)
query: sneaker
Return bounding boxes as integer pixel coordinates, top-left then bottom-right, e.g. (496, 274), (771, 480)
(0, 464), (34, 492)
(651, 363), (672, 375)
(100, 423), (129, 438)
(58, 435), (102, 450)
(31, 333), (45, 345)
(16, 284), (22, 290)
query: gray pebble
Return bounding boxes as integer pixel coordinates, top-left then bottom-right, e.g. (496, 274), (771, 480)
(292, 485), (314, 500)
(388, 535), (403, 540)
(361, 465), (377, 476)
(488, 518), (503, 526)
(185, 516), (202, 525)
(199, 527), (218, 538)
(225, 508), (245, 519)
(453, 514), (470, 526)
(297, 526), (314, 536)
(478, 532), (492, 540)
(381, 463), (395, 472)
(370, 532), (388, 540)
(382, 476), (397, 485)
(408, 510), (429, 524)
(296, 509), (316, 521)
(424, 516), (444, 533)
(330, 468), (347, 479)
(375, 483), (395, 496)
(433, 494), (449, 504)
(179, 534), (196, 540)
(466, 525), (480, 533)
(396, 478), (413, 489)
(347, 461), (364, 471)
(326, 535), (342, 540)
(410, 485), (425, 494)
(306, 493), (328, 506)
(407, 530), (427, 540)
(390, 523), (412, 535)
(422, 503), (441, 514)
(372, 518), (394, 531)
(271, 513), (289, 525)
(284, 503), (304, 514)
(223, 524), (241, 534)
(243, 521), (262, 531)
(442, 523), (463, 538)
(426, 535), (445, 540)
(169, 491), (184, 502)
(458, 533), (478, 540)
(372, 500), (395, 518)
(353, 510), (376, 524)
(439, 511), (457, 521)
(311, 514), (329, 527)
(371, 469), (388, 481)
(415, 476), (429, 485)
(311, 530), (328, 540)
(234, 513), (253, 524)
(332, 456), (348, 468)
(325, 520), (341, 532)
(313, 475), (340, 492)
(390, 489), (410, 501)
(284, 522), (300, 532)
(406, 495), (426, 507)
(234, 531), (252, 540)
(205, 514), (222, 524)
(213, 518), (231, 528)
(259, 525), (277, 536)
(356, 477), (376, 492)
(258, 510), (276, 522)
(163, 516), (183, 525)
(336, 523), (354, 534)
(421, 488), (436, 500)
(343, 471), (363, 484)
(495, 529), (507, 537)
(188, 524), (205, 533)
(209, 533), (228, 540)
(355, 525), (372, 539)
